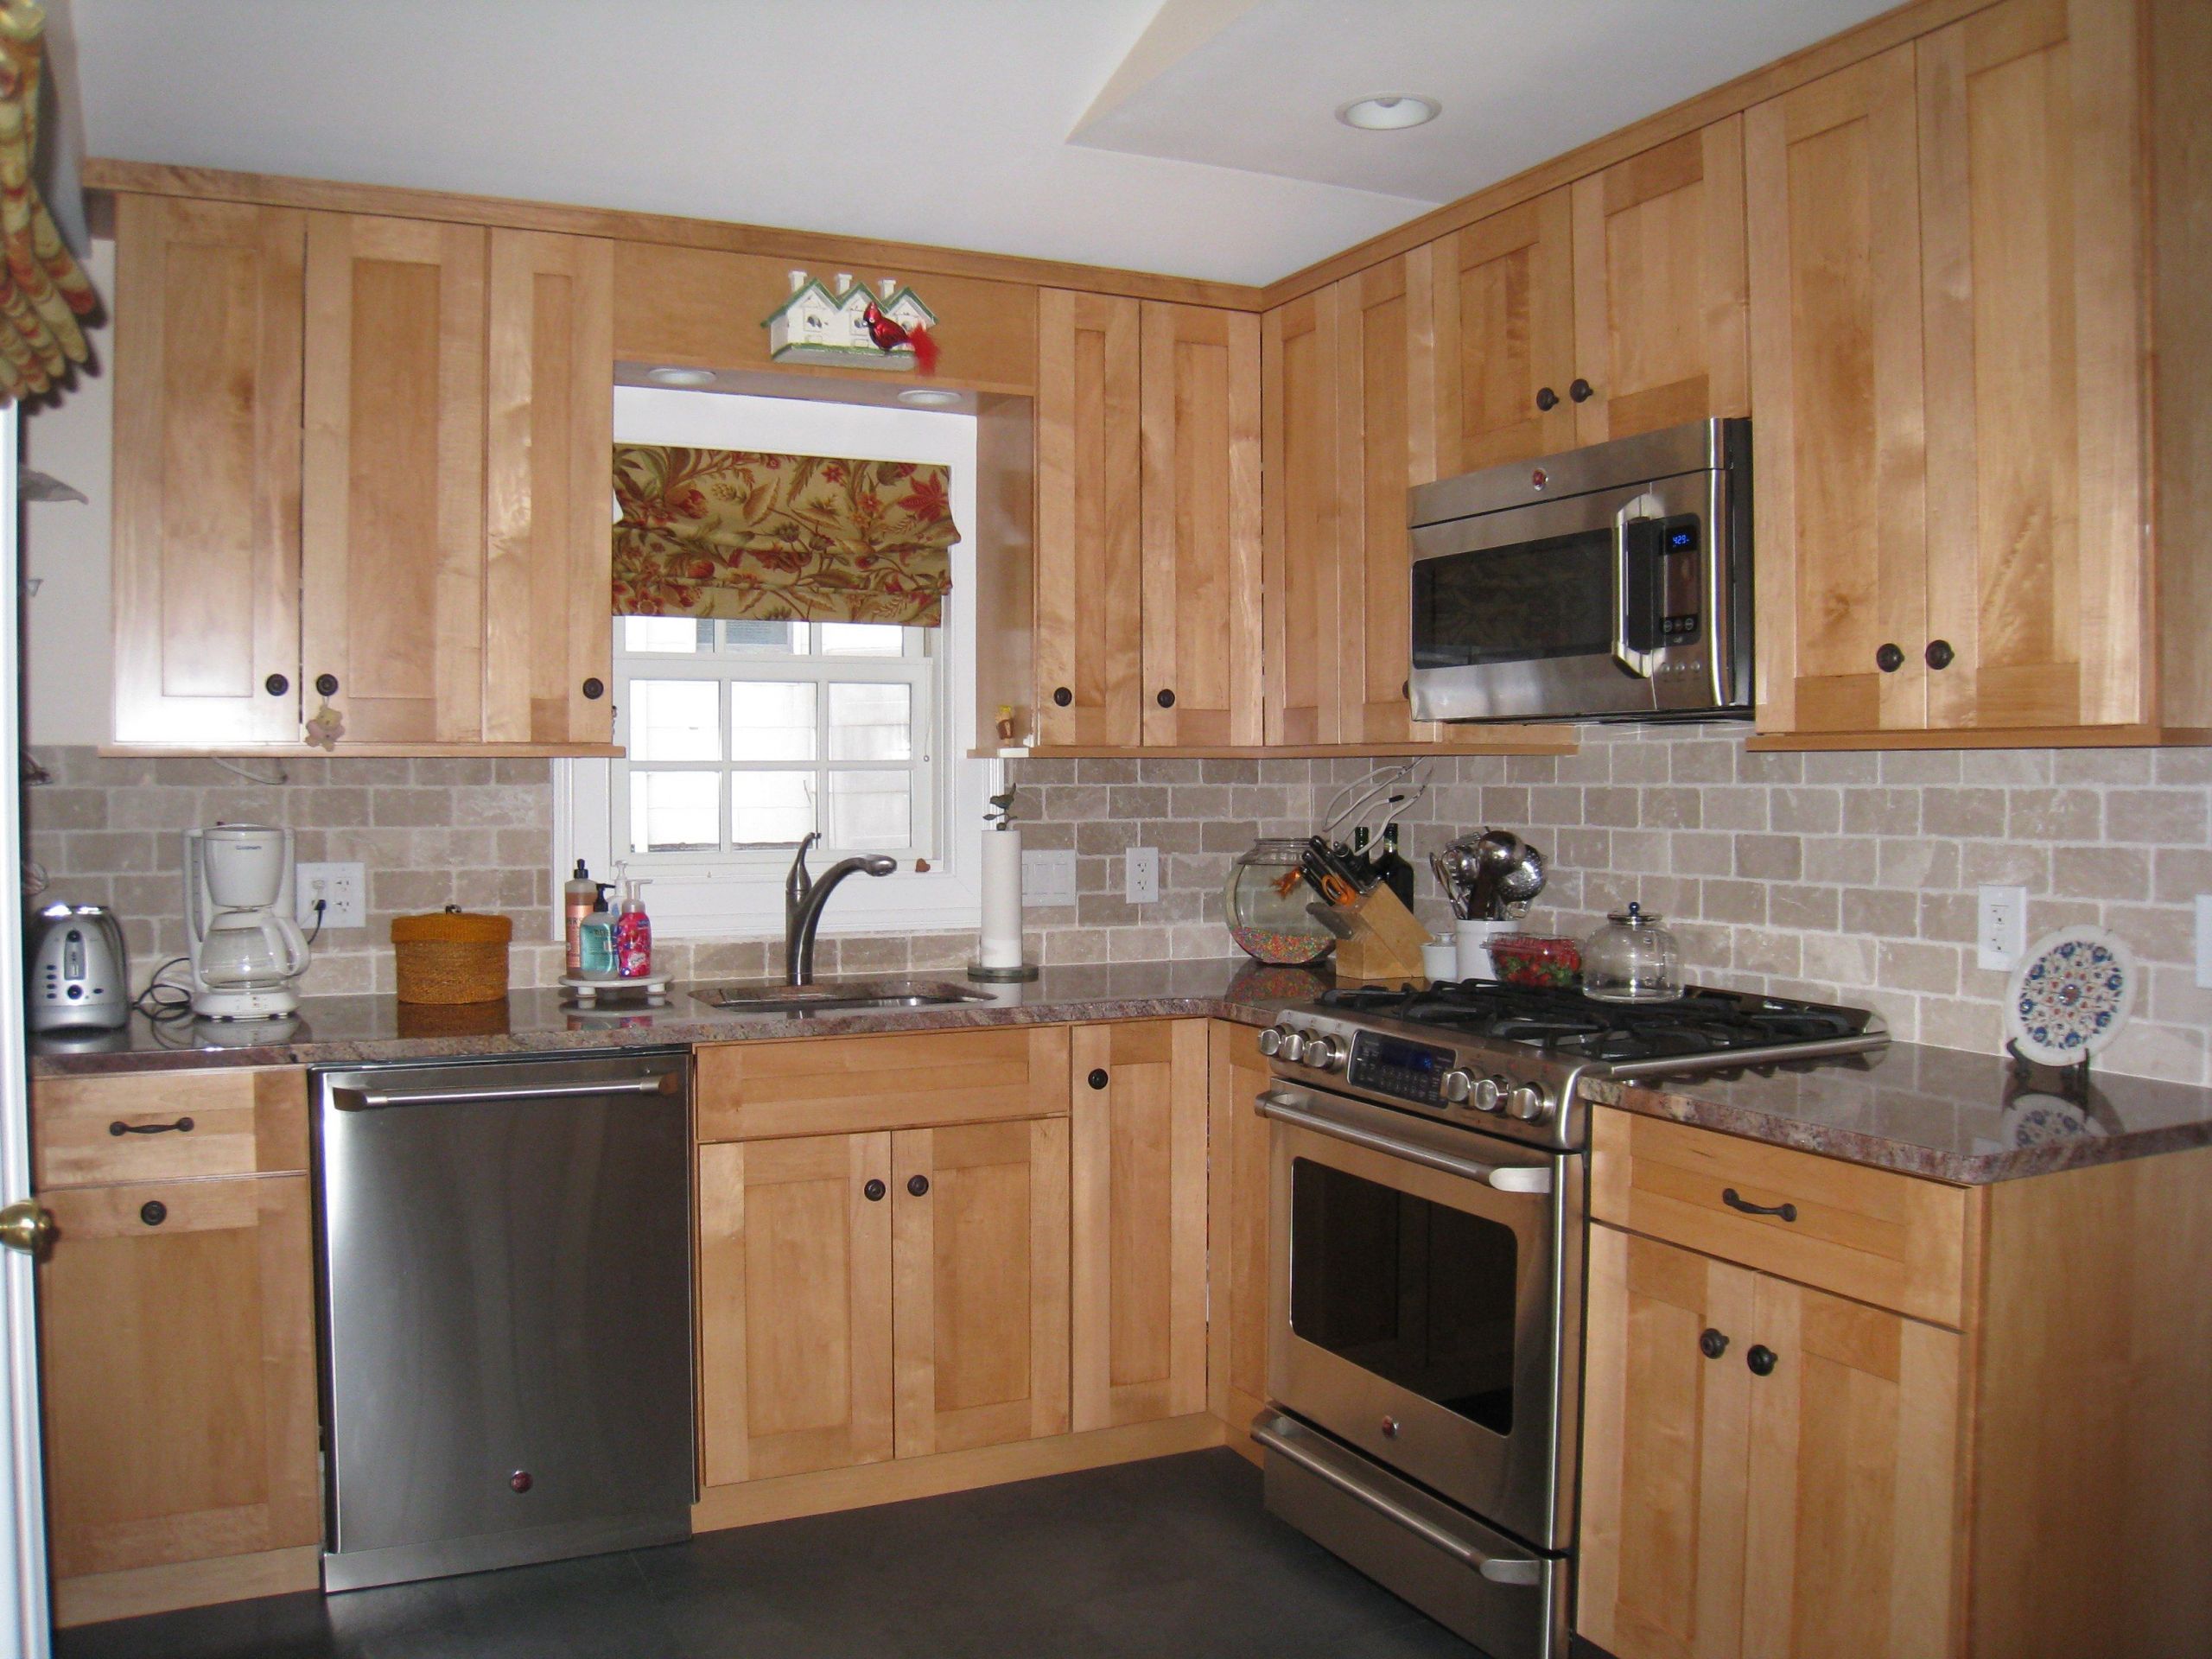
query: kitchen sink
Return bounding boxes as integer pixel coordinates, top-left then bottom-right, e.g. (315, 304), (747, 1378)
(691, 979), (998, 1015)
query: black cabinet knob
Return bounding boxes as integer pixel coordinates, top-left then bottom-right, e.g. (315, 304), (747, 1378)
(1875, 643), (1904, 673)
(1747, 1344), (1778, 1377)
(1087, 1067), (1109, 1091)
(1156, 689), (1175, 709)
(315, 673), (340, 697)
(1569, 378), (1593, 404)
(582, 677), (606, 700)
(264, 674), (289, 697)
(862, 1179), (886, 1203)
(1700, 1327), (1730, 1360)
(1052, 686), (1073, 708)
(1401, 680), (1409, 700)
(906, 1174), (931, 1198)
(1925, 639), (1955, 671)
(139, 1200), (168, 1228)
(1535, 385), (1560, 411)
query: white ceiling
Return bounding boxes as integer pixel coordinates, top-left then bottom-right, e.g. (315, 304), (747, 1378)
(72, 0), (1895, 286)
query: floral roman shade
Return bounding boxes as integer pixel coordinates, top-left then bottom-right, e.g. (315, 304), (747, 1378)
(0, 1), (92, 403)
(612, 444), (957, 627)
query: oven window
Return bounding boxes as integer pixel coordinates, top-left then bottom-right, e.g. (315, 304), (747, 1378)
(1289, 1158), (1518, 1435)
(1413, 530), (1615, 668)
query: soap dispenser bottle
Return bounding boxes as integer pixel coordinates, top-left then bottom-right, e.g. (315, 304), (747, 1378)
(613, 874), (653, 979)
(563, 859), (597, 974)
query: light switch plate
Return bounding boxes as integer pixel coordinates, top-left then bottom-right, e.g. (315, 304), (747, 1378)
(1977, 885), (2027, 972)
(297, 861), (365, 931)
(1023, 849), (1076, 906)
(2197, 896), (2212, 990)
(1124, 846), (1160, 906)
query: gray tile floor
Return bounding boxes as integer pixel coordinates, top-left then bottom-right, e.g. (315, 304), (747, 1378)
(55, 1450), (1485, 1658)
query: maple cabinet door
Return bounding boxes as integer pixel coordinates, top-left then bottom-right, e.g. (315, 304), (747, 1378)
(1205, 1019), (1272, 1448)
(892, 1117), (1071, 1458)
(1916, 0), (2146, 733)
(483, 229), (616, 747)
(1738, 1275), (1962, 1659)
(39, 1175), (320, 1581)
(1262, 288), (1343, 746)
(1577, 1225), (1757, 1659)
(1036, 289), (1143, 747)
(1434, 187), (1578, 472)
(302, 213), (488, 746)
(1138, 302), (1262, 747)
(111, 195), (305, 747)
(1071, 1021), (1208, 1433)
(696, 1133), (895, 1485)
(1746, 47), (1930, 737)
(1571, 119), (1751, 445)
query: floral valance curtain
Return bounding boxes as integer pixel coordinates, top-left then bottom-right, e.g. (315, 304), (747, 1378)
(0, 1), (93, 403)
(612, 444), (957, 627)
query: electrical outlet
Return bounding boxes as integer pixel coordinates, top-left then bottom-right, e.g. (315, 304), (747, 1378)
(1023, 849), (1077, 906)
(297, 861), (365, 931)
(1977, 885), (2027, 972)
(2197, 896), (2212, 990)
(1124, 846), (1160, 906)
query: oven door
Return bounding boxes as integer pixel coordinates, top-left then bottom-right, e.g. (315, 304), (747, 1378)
(1408, 467), (1728, 722)
(1263, 1084), (1581, 1552)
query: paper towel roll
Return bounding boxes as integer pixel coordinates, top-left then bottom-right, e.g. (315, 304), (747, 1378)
(979, 827), (1024, 969)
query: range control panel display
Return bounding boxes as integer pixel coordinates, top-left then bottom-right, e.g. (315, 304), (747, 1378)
(1348, 1033), (1454, 1105)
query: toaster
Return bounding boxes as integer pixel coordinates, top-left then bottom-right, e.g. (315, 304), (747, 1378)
(29, 903), (130, 1031)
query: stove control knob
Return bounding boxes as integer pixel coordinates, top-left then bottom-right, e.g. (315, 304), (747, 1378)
(1303, 1033), (1346, 1071)
(1504, 1083), (1554, 1122)
(1440, 1069), (1476, 1105)
(1256, 1025), (1291, 1058)
(1277, 1029), (1309, 1064)
(1471, 1077), (1504, 1112)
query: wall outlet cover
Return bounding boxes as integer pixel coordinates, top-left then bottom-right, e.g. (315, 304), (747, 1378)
(297, 861), (365, 931)
(1977, 885), (2028, 973)
(1124, 846), (1160, 906)
(2198, 896), (2212, 990)
(1022, 849), (1077, 906)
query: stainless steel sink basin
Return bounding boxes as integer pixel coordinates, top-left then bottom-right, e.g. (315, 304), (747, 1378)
(691, 978), (997, 1016)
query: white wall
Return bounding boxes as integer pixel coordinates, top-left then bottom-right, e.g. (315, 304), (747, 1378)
(21, 237), (113, 747)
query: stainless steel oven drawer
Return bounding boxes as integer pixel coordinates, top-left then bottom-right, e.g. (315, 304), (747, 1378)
(1255, 1413), (1567, 1659)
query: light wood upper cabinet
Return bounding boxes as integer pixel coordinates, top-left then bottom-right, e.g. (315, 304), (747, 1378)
(1262, 287), (1342, 744)
(111, 196), (305, 747)
(1138, 303), (1262, 746)
(1071, 1021), (1208, 1432)
(1434, 187), (1579, 473)
(1571, 120), (1751, 445)
(39, 1172), (321, 1586)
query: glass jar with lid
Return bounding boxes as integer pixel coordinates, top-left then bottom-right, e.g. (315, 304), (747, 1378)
(1580, 902), (1683, 1002)
(1223, 838), (1336, 966)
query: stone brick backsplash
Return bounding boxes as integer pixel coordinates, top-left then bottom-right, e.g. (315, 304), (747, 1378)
(25, 728), (2212, 1085)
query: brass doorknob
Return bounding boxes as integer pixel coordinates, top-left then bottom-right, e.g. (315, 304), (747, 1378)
(0, 1200), (54, 1258)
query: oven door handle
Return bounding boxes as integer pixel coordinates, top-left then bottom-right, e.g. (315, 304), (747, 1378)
(1255, 1091), (1553, 1195)
(1250, 1414), (1544, 1586)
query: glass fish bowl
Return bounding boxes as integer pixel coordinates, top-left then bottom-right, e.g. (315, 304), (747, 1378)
(1223, 838), (1336, 967)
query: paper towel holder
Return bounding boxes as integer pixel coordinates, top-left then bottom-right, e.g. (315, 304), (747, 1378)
(966, 960), (1040, 982)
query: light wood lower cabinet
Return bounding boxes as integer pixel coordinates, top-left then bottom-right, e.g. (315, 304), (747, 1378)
(1205, 1019), (1271, 1458)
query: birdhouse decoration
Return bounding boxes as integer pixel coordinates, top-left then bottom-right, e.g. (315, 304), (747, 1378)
(764, 270), (940, 373)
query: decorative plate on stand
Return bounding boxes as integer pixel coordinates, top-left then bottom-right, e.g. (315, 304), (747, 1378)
(2003, 925), (2136, 1065)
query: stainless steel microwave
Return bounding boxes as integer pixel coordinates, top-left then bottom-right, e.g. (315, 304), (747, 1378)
(1408, 417), (1751, 724)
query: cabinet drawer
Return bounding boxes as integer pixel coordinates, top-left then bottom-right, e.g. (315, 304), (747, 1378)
(32, 1071), (309, 1189)
(696, 1027), (1072, 1141)
(1590, 1107), (1975, 1328)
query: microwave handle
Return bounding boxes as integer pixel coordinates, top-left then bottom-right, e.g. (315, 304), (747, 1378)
(1255, 1090), (1553, 1194)
(1612, 494), (1662, 682)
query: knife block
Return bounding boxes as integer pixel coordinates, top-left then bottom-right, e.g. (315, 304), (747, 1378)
(1330, 886), (1431, 983)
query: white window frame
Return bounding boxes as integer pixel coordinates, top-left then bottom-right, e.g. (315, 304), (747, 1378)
(556, 388), (993, 941)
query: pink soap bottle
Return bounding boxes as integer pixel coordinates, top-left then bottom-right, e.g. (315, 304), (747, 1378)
(613, 876), (653, 978)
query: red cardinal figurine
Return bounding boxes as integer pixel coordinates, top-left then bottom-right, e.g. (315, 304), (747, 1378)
(861, 299), (939, 376)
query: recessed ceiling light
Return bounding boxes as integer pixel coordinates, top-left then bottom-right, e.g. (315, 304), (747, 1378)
(1336, 94), (1440, 131)
(897, 387), (962, 407)
(645, 365), (716, 387)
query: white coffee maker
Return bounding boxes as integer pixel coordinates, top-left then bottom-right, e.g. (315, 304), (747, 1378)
(183, 824), (312, 1019)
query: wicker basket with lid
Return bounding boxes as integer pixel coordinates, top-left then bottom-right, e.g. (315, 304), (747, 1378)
(390, 906), (512, 1005)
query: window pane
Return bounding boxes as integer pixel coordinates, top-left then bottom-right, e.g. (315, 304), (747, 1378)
(622, 616), (714, 654)
(828, 683), (912, 760)
(827, 770), (911, 850)
(723, 619), (804, 655)
(730, 683), (817, 761)
(628, 679), (721, 762)
(732, 772), (816, 844)
(819, 623), (903, 658)
(630, 772), (720, 853)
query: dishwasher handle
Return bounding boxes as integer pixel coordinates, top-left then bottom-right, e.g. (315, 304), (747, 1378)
(332, 1072), (682, 1111)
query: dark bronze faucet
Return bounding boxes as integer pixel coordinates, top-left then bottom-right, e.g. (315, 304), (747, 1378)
(784, 832), (898, 985)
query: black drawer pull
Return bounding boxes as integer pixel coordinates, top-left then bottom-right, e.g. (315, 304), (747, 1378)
(315, 673), (340, 697)
(1568, 378), (1593, 404)
(1875, 643), (1904, 673)
(111, 1117), (194, 1137)
(1925, 639), (1955, 671)
(1052, 686), (1073, 708)
(1721, 1187), (1797, 1223)
(582, 677), (606, 700)
(139, 1201), (168, 1227)
(907, 1174), (930, 1198)
(1535, 385), (1559, 411)
(1156, 689), (1175, 709)
(862, 1179), (886, 1203)
(1087, 1068), (1109, 1090)
(1700, 1328), (1730, 1360)
(1747, 1344), (1778, 1377)
(264, 674), (289, 697)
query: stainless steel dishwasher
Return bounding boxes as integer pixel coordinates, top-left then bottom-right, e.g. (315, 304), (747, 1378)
(313, 1049), (694, 1592)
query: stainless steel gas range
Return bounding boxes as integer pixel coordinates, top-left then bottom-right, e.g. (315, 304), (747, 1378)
(1249, 982), (1886, 1659)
